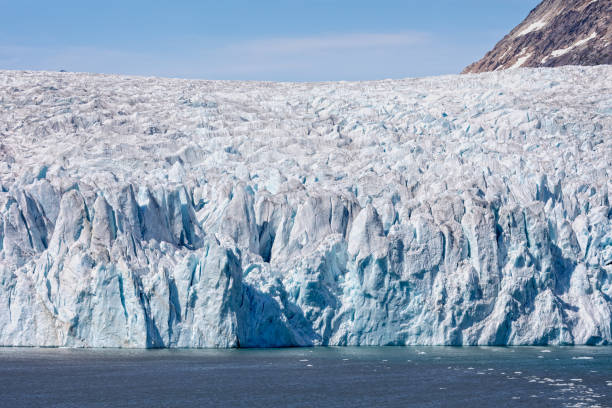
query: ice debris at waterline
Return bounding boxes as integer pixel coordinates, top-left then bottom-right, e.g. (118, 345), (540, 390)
(0, 66), (611, 348)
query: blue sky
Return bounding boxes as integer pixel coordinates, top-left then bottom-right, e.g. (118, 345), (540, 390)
(0, 1), (541, 81)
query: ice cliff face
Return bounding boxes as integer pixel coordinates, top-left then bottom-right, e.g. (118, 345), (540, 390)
(0, 67), (611, 347)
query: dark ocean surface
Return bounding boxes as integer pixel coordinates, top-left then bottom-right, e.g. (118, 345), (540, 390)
(0, 346), (610, 407)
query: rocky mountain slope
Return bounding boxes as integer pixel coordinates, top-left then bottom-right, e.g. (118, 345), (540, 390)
(463, 0), (612, 73)
(0, 67), (611, 347)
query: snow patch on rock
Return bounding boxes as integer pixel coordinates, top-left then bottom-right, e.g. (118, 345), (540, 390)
(517, 20), (548, 37)
(509, 51), (533, 69)
(550, 32), (598, 58)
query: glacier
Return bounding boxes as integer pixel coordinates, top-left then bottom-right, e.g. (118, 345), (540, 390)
(0, 66), (610, 347)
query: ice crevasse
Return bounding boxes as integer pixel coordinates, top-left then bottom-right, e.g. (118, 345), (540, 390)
(0, 66), (610, 347)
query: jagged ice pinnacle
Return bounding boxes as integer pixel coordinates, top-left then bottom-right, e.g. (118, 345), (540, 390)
(0, 66), (610, 347)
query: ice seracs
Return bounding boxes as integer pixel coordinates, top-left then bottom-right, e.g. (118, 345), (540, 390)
(0, 66), (611, 348)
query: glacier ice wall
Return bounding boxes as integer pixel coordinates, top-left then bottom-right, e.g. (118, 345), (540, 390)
(0, 66), (611, 347)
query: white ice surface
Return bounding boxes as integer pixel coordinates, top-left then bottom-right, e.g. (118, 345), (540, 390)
(0, 66), (611, 348)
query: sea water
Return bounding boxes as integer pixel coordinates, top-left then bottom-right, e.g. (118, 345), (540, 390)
(0, 347), (610, 407)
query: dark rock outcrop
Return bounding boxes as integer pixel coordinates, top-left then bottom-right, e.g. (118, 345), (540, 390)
(463, 0), (611, 73)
